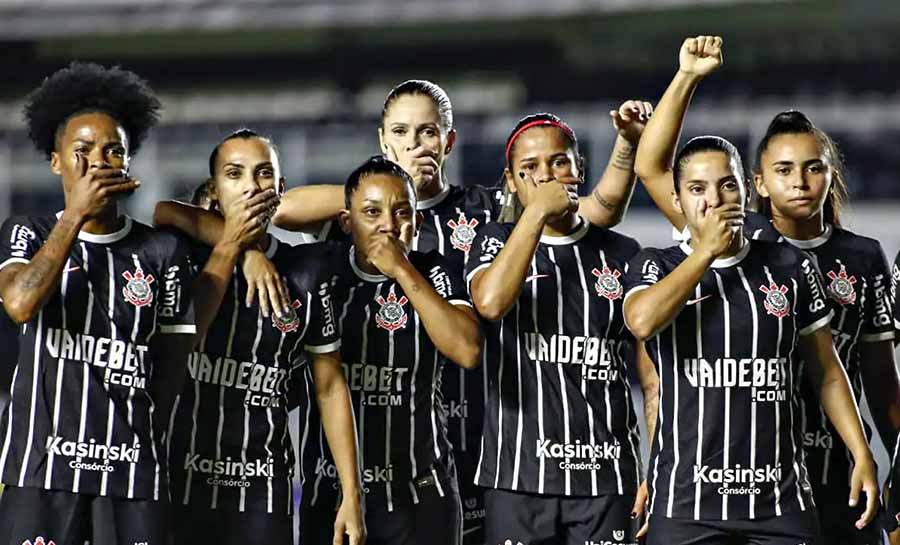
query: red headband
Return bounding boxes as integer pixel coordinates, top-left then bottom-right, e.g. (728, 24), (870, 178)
(505, 119), (575, 164)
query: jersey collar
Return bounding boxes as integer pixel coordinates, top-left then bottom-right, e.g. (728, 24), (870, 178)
(679, 237), (751, 268)
(56, 211), (132, 244)
(540, 218), (589, 246)
(348, 245), (388, 283)
(780, 224), (833, 249)
(264, 235), (279, 258)
(416, 183), (451, 210)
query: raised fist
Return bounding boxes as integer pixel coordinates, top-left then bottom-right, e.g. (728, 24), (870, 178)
(679, 35), (724, 77)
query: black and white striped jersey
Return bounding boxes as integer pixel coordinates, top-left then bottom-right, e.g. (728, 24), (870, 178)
(316, 183), (502, 471)
(300, 242), (469, 512)
(624, 239), (832, 521)
(464, 220), (643, 497)
(0, 214), (195, 500)
(167, 237), (340, 515)
(772, 226), (894, 494)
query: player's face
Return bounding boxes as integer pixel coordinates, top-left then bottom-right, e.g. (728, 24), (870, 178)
(675, 150), (746, 230)
(755, 133), (831, 222)
(507, 126), (581, 207)
(342, 173), (420, 259)
(51, 111), (130, 192)
(209, 137), (284, 219)
(379, 94), (455, 188)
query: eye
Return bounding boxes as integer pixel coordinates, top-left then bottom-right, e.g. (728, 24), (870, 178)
(807, 164), (823, 174)
(392, 128), (406, 136)
(421, 128), (438, 138)
(775, 167), (790, 176)
(364, 207), (380, 217)
(396, 208), (413, 218)
(108, 147), (126, 158)
(225, 169), (241, 179)
(521, 163), (536, 172)
(258, 169), (274, 178)
(553, 157), (570, 168)
(689, 185), (704, 195)
(722, 181), (739, 191)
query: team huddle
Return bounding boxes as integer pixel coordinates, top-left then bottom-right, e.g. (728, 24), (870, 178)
(1, 35), (900, 545)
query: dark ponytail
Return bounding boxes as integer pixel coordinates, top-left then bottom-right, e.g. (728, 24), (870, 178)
(754, 110), (848, 226)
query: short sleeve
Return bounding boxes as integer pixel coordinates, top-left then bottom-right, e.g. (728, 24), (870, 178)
(794, 256), (833, 336)
(622, 249), (666, 304)
(464, 222), (510, 291)
(302, 277), (341, 355)
(314, 220), (350, 245)
(0, 217), (40, 272)
(424, 252), (471, 308)
(860, 244), (895, 342)
(157, 233), (197, 335)
(892, 250), (900, 332)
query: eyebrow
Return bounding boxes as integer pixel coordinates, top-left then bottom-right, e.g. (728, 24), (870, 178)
(771, 158), (824, 167)
(223, 162), (245, 169)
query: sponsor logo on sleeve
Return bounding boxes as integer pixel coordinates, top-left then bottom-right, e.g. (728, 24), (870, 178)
(479, 236), (504, 262)
(9, 224), (36, 258)
(160, 264), (184, 318)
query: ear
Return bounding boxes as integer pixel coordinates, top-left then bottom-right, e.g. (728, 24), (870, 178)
(753, 173), (769, 198)
(378, 127), (388, 155)
(672, 190), (684, 216)
(444, 129), (457, 156)
(504, 168), (518, 194)
(50, 151), (62, 176)
(576, 154), (586, 181)
(277, 177), (286, 197)
(205, 178), (218, 203)
(338, 209), (352, 235)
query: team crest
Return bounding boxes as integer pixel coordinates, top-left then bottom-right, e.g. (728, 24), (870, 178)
(375, 290), (409, 332)
(826, 265), (857, 306)
(447, 213), (479, 252)
(272, 299), (303, 333)
(759, 282), (791, 318)
(122, 267), (154, 307)
(591, 266), (623, 300)
(22, 539), (55, 545)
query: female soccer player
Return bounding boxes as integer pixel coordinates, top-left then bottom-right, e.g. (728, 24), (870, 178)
(634, 35), (899, 545)
(154, 130), (365, 545)
(0, 62), (197, 545)
(465, 113), (645, 545)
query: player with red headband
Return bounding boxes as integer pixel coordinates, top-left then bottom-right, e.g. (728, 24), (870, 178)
(466, 112), (647, 545)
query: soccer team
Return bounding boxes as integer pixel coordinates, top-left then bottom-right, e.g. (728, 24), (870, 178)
(1, 35), (900, 545)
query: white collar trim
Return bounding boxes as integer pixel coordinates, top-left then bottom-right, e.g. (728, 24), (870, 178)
(56, 211), (132, 244)
(416, 183), (451, 210)
(781, 224), (833, 249)
(265, 235), (279, 259)
(679, 237), (751, 268)
(349, 246), (388, 283)
(540, 219), (589, 246)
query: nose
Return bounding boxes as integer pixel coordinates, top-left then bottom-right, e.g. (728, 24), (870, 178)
(87, 147), (109, 170)
(534, 162), (555, 184)
(707, 186), (722, 208)
(378, 211), (400, 235)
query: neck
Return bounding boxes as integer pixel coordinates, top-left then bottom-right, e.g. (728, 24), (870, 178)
(354, 248), (382, 276)
(770, 209), (826, 240)
(416, 172), (445, 202)
(543, 213), (580, 238)
(81, 205), (124, 235)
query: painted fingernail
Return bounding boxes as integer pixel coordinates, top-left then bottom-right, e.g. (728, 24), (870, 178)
(630, 512), (637, 519)
(518, 172), (525, 179)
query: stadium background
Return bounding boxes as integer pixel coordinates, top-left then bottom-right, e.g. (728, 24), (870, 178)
(1, 0), (899, 536)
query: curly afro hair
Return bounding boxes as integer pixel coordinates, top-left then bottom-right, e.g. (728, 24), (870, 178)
(23, 61), (161, 159)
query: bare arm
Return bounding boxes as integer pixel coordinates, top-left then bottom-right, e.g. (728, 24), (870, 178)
(635, 341), (660, 442)
(803, 327), (879, 528)
(153, 201), (228, 247)
(634, 36), (724, 231)
(859, 340), (900, 453)
(272, 184), (344, 233)
(578, 101), (653, 227)
(312, 351), (366, 545)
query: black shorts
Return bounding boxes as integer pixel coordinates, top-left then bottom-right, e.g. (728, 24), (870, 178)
(0, 485), (170, 545)
(812, 483), (885, 545)
(645, 509), (821, 545)
(299, 469), (462, 545)
(457, 451), (486, 545)
(172, 502), (293, 545)
(484, 488), (637, 545)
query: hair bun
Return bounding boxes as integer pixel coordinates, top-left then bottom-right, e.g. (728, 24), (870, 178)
(766, 110), (814, 135)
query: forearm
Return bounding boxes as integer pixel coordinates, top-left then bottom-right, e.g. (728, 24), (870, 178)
(636, 342), (660, 442)
(272, 185), (344, 231)
(1, 210), (84, 324)
(860, 342), (900, 451)
(820, 364), (871, 461)
(316, 368), (363, 498)
(393, 263), (482, 368)
(471, 207), (546, 320)
(578, 135), (637, 228)
(624, 250), (713, 339)
(154, 201), (226, 247)
(192, 242), (241, 340)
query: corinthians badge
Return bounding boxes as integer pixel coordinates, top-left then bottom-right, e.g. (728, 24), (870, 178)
(122, 267), (155, 307)
(375, 290), (409, 332)
(591, 266), (623, 300)
(826, 265), (857, 306)
(272, 299), (303, 333)
(759, 282), (791, 318)
(447, 213), (479, 252)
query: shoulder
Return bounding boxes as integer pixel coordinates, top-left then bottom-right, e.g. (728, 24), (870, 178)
(2, 214), (54, 235)
(461, 184), (504, 213)
(589, 225), (641, 260)
(131, 220), (196, 260)
(831, 227), (886, 264)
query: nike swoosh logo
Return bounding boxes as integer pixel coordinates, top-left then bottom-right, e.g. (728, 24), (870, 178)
(525, 274), (549, 283)
(65, 265), (81, 273)
(462, 525), (482, 536)
(686, 294), (713, 306)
